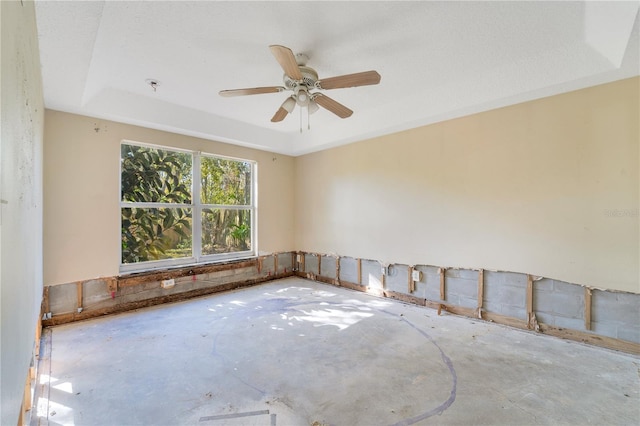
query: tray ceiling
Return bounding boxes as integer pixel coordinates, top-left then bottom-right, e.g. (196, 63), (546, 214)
(35, 1), (639, 156)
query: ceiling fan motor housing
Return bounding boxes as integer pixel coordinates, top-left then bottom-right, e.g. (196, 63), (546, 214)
(284, 65), (318, 106)
(283, 66), (318, 90)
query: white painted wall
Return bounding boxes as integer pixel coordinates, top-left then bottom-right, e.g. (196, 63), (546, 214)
(294, 78), (639, 293)
(44, 111), (295, 285)
(1, 1), (45, 424)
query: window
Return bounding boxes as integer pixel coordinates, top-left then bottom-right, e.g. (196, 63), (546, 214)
(120, 142), (255, 271)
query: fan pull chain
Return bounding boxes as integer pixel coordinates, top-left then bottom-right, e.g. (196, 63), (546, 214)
(300, 107), (302, 133)
(307, 105), (311, 130)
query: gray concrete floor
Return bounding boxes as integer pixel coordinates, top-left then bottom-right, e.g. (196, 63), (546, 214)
(34, 277), (639, 426)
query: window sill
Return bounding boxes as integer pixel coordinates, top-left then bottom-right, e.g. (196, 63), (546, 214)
(118, 255), (258, 282)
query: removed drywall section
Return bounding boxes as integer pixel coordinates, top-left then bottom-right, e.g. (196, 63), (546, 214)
(384, 264), (411, 294)
(48, 284), (77, 316)
(444, 268), (479, 310)
(276, 252), (294, 275)
(83, 279), (118, 312)
(1, 1), (45, 424)
(338, 257), (359, 284)
(592, 290), (640, 343)
(415, 265), (442, 302)
(361, 259), (383, 291)
(117, 265), (259, 305)
(42, 253), (295, 327)
(534, 279), (585, 331)
(484, 271), (528, 321)
(299, 252), (640, 354)
(44, 250), (640, 352)
(320, 255), (337, 279)
(259, 255), (274, 275)
(303, 253), (319, 275)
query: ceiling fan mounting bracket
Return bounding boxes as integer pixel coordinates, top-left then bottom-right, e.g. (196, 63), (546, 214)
(295, 53), (309, 66)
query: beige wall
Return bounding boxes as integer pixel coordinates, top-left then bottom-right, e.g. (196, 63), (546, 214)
(294, 78), (639, 293)
(45, 78), (639, 292)
(1, 1), (45, 424)
(44, 111), (295, 285)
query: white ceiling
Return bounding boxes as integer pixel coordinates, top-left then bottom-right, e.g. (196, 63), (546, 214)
(35, 1), (639, 157)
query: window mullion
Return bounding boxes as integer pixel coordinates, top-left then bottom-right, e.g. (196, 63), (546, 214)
(200, 204), (251, 210)
(192, 152), (202, 262)
(120, 202), (192, 209)
(252, 161), (258, 256)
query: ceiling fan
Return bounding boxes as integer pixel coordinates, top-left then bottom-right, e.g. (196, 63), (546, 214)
(219, 45), (381, 123)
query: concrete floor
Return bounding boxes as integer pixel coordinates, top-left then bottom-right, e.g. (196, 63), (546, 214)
(34, 277), (639, 426)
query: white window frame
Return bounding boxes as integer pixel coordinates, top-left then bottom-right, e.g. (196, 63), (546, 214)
(119, 140), (257, 273)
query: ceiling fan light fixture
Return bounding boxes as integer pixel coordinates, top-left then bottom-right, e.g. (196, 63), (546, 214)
(308, 99), (319, 114)
(294, 86), (310, 107)
(296, 90), (309, 107)
(282, 96), (296, 113)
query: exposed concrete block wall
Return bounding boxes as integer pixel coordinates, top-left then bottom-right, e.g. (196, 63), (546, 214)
(84, 279), (114, 311)
(43, 253), (295, 326)
(48, 284), (78, 316)
(445, 269), (479, 310)
(361, 259), (383, 289)
(484, 271), (528, 320)
(297, 251), (640, 353)
(534, 279), (585, 331)
(121, 266), (259, 304)
(261, 255), (275, 276)
(276, 252), (294, 274)
(385, 264), (411, 295)
(320, 255), (337, 279)
(592, 290), (640, 343)
(303, 253), (319, 275)
(415, 265), (442, 302)
(338, 257), (359, 283)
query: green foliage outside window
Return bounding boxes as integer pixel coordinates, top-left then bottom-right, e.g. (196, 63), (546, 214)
(121, 144), (254, 266)
(201, 157), (252, 254)
(121, 145), (192, 264)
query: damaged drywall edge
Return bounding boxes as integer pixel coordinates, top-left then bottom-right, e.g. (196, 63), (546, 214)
(305, 251), (639, 295)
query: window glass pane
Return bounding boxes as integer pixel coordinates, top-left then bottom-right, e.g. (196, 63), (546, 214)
(201, 157), (251, 205)
(121, 144), (192, 203)
(201, 209), (251, 255)
(121, 207), (192, 263)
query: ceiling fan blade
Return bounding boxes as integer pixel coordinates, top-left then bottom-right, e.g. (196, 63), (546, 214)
(313, 94), (353, 118)
(271, 107), (289, 122)
(271, 96), (296, 122)
(269, 45), (303, 80)
(317, 70), (381, 90)
(219, 86), (285, 97)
